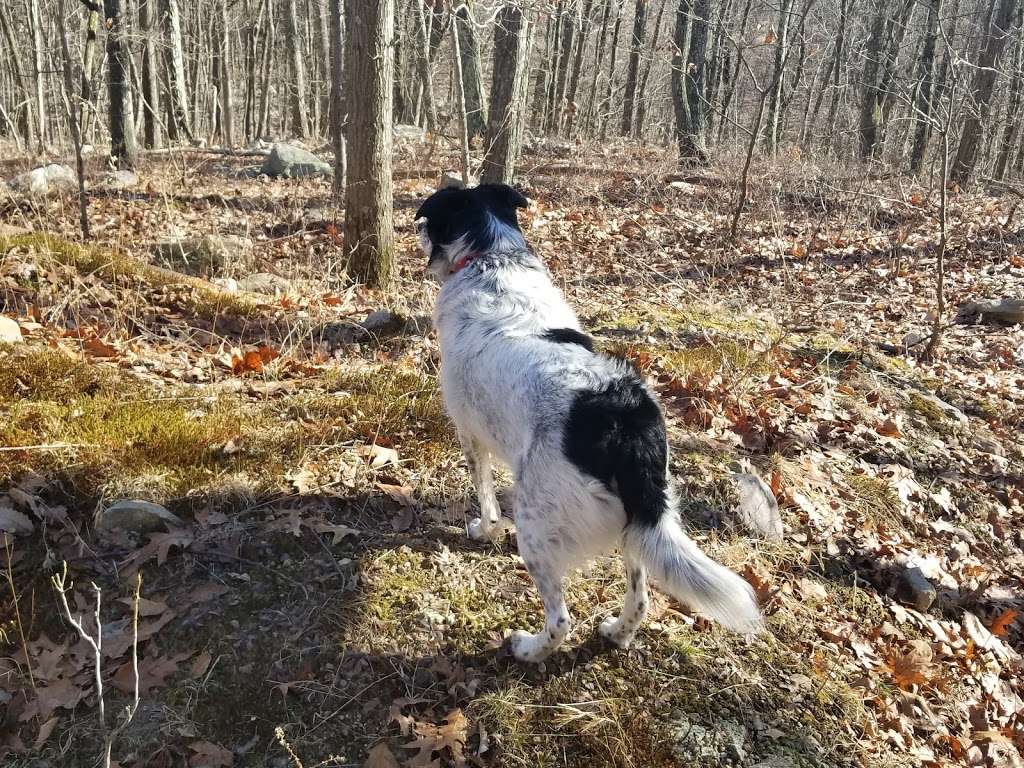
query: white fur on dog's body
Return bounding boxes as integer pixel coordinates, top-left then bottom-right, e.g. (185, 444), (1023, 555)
(427, 214), (763, 662)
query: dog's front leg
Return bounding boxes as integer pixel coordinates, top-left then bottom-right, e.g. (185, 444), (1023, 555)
(462, 439), (512, 542)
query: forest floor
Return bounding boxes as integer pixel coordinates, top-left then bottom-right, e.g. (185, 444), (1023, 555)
(0, 140), (1022, 768)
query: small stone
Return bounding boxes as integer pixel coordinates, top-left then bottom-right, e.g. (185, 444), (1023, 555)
(729, 472), (784, 540)
(895, 566), (936, 611)
(96, 500), (185, 534)
(152, 234), (253, 276)
(0, 316), (23, 344)
(361, 309), (406, 336)
(394, 124), (427, 143)
(0, 504), (34, 535)
(236, 272), (291, 295)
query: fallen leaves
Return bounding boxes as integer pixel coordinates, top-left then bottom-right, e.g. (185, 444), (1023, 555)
(401, 708), (469, 768)
(189, 740), (234, 767)
(231, 344), (278, 375)
(886, 639), (935, 690)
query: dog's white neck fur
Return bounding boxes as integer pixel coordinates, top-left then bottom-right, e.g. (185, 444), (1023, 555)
(432, 225), (579, 342)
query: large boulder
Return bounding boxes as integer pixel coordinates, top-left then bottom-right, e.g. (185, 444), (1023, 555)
(261, 143), (331, 178)
(7, 164), (77, 197)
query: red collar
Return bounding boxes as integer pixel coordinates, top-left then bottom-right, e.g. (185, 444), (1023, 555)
(451, 252), (481, 273)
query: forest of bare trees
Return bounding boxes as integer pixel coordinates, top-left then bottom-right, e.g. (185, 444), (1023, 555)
(1, 0), (1023, 277)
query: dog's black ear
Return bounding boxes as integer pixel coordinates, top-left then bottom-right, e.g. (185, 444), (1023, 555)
(478, 183), (528, 209)
(415, 187), (469, 223)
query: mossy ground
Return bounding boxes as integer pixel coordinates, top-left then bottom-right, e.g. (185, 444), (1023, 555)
(2, 154), (1020, 768)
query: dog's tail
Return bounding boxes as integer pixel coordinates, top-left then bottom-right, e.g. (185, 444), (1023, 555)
(625, 514), (764, 634)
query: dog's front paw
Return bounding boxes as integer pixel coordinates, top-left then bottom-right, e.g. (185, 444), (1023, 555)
(468, 517), (490, 542)
(506, 629), (545, 663)
(468, 516), (514, 543)
(598, 616), (634, 649)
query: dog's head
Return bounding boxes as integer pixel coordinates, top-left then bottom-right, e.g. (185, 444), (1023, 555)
(415, 183), (529, 281)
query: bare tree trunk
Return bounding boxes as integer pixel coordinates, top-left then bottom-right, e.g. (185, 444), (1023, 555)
(621, 0), (648, 135)
(285, 0), (310, 138)
(414, 0), (439, 131)
(717, 0), (753, 143)
(344, 0), (395, 287)
(598, 3), (623, 141)
(58, 0), (90, 239)
(0, 7), (35, 144)
(582, 0), (612, 134)
(634, 0), (667, 138)
(30, 0), (47, 150)
(994, 29), (1023, 179)
(563, 0), (595, 135)
(804, 0), (845, 148)
(451, 4), (472, 184)
(330, 0), (346, 196)
(672, 0), (710, 164)
(859, 0), (887, 160)
(455, 1), (488, 139)
(138, 0), (161, 147)
(909, 0), (941, 174)
(217, 0), (234, 146)
(764, 0), (794, 154)
(162, 0), (193, 141)
(481, 3), (529, 184)
(951, 0), (1019, 183)
(105, 0), (138, 168)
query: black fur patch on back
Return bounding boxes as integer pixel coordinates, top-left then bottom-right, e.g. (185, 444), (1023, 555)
(564, 376), (668, 528)
(542, 327), (595, 352)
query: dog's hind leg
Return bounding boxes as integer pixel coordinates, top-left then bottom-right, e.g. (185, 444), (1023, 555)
(599, 550), (649, 648)
(462, 439), (512, 542)
(507, 542), (571, 663)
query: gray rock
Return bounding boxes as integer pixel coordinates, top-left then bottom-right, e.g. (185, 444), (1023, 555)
(96, 500), (185, 534)
(236, 272), (291, 295)
(261, 143), (331, 178)
(102, 169), (139, 190)
(362, 309), (406, 336)
(895, 566), (936, 611)
(671, 716), (748, 764)
(0, 316), (23, 344)
(751, 757), (799, 768)
(439, 171), (476, 190)
(152, 234), (253, 276)
(0, 504), (34, 535)
(729, 472), (784, 540)
(8, 164), (77, 196)
(958, 297), (1024, 326)
(394, 123), (427, 142)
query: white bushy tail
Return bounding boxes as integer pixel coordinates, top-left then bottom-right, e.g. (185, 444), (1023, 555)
(626, 514), (764, 634)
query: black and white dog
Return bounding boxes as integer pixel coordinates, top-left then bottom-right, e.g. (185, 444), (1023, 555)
(416, 184), (763, 662)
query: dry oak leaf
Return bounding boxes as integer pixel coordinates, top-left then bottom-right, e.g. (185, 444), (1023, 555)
(886, 639), (934, 690)
(876, 416), (904, 439)
(403, 708), (469, 768)
(27, 678), (86, 721)
(189, 740), (234, 767)
(989, 608), (1019, 638)
(357, 443), (400, 469)
(363, 742), (400, 768)
(313, 521), (360, 545)
(83, 335), (119, 358)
